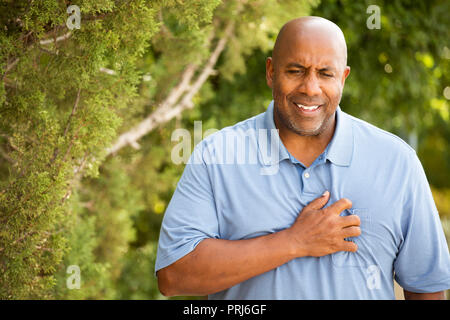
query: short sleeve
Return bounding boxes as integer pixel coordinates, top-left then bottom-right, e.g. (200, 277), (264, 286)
(394, 152), (450, 293)
(155, 142), (219, 274)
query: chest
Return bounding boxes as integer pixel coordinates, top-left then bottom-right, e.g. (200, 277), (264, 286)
(211, 161), (403, 267)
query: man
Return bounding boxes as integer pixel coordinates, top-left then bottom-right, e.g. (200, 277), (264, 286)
(155, 17), (450, 299)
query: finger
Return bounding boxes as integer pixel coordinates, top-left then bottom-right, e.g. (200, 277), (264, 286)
(305, 191), (330, 211)
(339, 214), (361, 227)
(340, 240), (358, 253)
(325, 198), (352, 215)
(340, 226), (361, 238)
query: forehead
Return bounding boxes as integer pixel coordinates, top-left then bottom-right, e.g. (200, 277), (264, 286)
(276, 27), (345, 69)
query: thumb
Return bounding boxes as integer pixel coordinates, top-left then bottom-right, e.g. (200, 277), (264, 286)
(305, 191), (330, 211)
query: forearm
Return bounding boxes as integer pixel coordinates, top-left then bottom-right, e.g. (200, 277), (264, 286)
(157, 229), (299, 296)
(404, 290), (446, 300)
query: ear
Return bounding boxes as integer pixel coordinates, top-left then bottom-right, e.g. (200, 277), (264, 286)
(266, 57), (274, 89)
(341, 66), (350, 86)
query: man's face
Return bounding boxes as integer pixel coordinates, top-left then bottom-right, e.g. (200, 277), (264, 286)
(266, 29), (350, 136)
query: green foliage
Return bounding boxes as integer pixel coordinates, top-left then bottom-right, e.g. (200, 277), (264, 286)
(0, 0), (159, 298)
(0, 0), (227, 300)
(52, 197), (112, 300)
(115, 242), (163, 300)
(52, 156), (144, 299)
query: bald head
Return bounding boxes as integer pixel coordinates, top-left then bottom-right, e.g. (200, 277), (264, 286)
(272, 16), (348, 70)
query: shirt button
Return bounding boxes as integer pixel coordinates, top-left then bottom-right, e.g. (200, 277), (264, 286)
(304, 172), (310, 178)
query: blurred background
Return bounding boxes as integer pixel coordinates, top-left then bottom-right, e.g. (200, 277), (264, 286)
(0, 0), (448, 299)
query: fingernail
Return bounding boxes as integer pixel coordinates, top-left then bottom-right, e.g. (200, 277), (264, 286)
(322, 191), (329, 197)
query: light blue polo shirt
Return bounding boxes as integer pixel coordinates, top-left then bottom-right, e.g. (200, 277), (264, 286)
(155, 101), (450, 299)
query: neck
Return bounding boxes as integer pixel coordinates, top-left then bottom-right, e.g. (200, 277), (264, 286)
(274, 112), (336, 167)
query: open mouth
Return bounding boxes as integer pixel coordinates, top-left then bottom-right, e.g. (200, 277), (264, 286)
(294, 103), (323, 113)
(296, 103), (320, 110)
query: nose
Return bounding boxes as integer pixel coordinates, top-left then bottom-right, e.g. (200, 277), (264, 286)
(299, 73), (322, 97)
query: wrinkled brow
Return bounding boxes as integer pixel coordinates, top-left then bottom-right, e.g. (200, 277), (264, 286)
(285, 62), (336, 72)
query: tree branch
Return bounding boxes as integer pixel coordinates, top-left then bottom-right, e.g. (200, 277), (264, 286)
(39, 32), (72, 45)
(99, 67), (117, 75)
(63, 88), (82, 137)
(1, 58), (19, 81)
(106, 63), (197, 154)
(49, 88), (81, 165)
(106, 21), (235, 156)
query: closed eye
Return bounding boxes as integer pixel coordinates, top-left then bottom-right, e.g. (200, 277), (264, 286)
(318, 68), (335, 77)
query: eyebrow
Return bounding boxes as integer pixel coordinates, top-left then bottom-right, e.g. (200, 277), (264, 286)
(285, 62), (336, 72)
(286, 63), (306, 69)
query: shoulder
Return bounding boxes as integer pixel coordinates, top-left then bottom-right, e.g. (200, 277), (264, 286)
(190, 112), (263, 165)
(201, 113), (262, 147)
(343, 111), (416, 158)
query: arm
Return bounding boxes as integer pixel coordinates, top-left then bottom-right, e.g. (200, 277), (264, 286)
(393, 153), (450, 298)
(403, 290), (446, 300)
(157, 192), (360, 296)
(157, 229), (296, 296)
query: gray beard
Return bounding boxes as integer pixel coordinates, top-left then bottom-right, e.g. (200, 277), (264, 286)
(274, 104), (335, 137)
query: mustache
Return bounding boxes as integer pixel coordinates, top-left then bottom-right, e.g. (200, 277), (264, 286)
(290, 95), (326, 105)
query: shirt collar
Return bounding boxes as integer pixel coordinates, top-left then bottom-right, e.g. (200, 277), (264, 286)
(326, 105), (354, 166)
(256, 100), (354, 167)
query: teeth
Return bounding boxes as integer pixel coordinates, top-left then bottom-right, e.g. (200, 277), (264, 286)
(296, 104), (319, 110)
